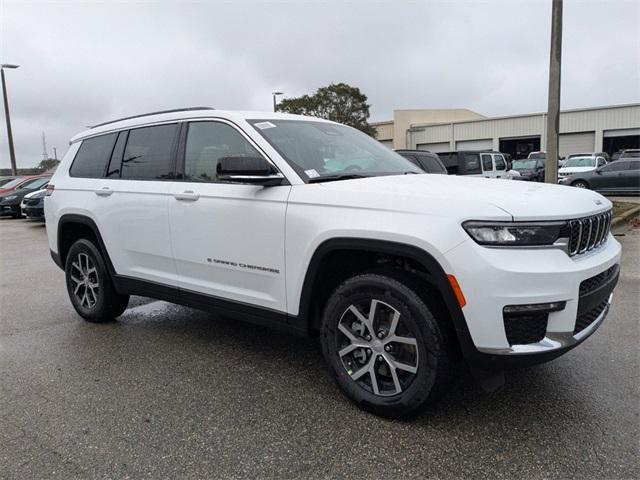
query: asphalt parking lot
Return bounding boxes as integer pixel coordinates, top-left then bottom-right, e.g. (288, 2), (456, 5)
(1, 217), (638, 479)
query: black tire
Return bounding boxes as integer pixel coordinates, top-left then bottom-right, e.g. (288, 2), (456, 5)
(64, 238), (129, 323)
(572, 180), (589, 189)
(320, 272), (457, 418)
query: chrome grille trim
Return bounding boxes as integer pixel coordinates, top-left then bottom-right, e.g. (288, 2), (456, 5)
(568, 210), (612, 257)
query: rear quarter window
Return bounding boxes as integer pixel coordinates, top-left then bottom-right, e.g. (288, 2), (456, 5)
(69, 133), (118, 178)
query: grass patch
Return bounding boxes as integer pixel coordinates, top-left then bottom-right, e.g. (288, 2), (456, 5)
(612, 201), (638, 218)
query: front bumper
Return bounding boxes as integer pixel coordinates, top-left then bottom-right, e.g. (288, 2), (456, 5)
(0, 203), (21, 216)
(24, 206), (44, 220)
(442, 234), (621, 369)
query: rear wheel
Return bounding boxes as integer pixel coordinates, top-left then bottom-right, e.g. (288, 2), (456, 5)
(572, 180), (589, 189)
(320, 273), (456, 418)
(65, 239), (129, 323)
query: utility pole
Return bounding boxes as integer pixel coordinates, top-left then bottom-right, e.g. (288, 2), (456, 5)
(53, 147), (58, 160)
(42, 131), (48, 161)
(1, 64), (19, 175)
(545, 0), (563, 184)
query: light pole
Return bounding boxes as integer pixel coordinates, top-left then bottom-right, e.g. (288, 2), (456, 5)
(272, 91), (284, 112)
(1, 64), (19, 175)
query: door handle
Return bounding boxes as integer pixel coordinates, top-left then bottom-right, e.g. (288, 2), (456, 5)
(95, 187), (113, 197)
(174, 190), (200, 201)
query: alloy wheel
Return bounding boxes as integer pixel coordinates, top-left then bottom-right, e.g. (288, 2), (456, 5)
(70, 252), (100, 309)
(337, 299), (419, 396)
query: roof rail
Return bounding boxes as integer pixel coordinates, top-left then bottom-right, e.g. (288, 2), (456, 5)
(90, 107), (216, 129)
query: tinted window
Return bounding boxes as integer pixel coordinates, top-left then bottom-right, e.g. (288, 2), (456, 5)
(596, 157), (606, 167)
(106, 131), (128, 178)
(601, 161), (629, 172)
(70, 133), (117, 178)
(184, 122), (263, 181)
(464, 153), (482, 174)
(121, 124), (178, 180)
(494, 154), (506, 170)
(481, 154), (493, 172)
(417, 155), (446, 174)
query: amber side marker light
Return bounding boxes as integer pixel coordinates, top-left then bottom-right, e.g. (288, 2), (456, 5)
(447, 274), (467, 308)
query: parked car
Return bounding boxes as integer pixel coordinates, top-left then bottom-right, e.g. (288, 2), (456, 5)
(0, 176), (50, 218)
(437, 150), (520, 179)
(559, 158), (640, 194)
(0, 176), (19, 187)
(395, 150), (447, 174)
(558, 154), (607, 181)
(510, 158), (545, 182)
(45, 108), (620, 418)
(619, 149), (640, 160)
(21, 188), (47, 221)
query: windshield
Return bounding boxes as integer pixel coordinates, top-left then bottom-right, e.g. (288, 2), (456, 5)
(512, 159), (537, 170)
(621, 150), (640, 158)
(564, 156), (596, 168)
(19, 178), (49, 190)
(249, 120), (421, 181)
(528, 152), (545, 160)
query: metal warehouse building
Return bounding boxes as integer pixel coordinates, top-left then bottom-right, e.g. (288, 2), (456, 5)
(373, 103), (640, 159)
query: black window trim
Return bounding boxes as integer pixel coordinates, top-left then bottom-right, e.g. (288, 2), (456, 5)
(174, 119), (288, 185)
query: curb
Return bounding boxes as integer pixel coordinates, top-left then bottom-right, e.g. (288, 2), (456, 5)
(611, 205), (640, 228)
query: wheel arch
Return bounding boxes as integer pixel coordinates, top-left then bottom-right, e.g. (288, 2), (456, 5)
(57, 214), (116, 275)
(298, 237), (477, 358)
(571, 178), (590, 188)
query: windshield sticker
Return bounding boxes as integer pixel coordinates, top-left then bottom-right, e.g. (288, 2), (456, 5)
(305, 169), (320, 178)
(254, 121), (276, 130)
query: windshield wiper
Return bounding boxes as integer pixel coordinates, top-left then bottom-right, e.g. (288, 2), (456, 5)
(308, 174), (371, 183)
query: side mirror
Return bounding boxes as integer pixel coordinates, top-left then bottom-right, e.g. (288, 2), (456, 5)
(217, 156), (284, 186)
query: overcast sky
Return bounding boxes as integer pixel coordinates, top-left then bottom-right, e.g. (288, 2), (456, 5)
(1, 0), (638, 167)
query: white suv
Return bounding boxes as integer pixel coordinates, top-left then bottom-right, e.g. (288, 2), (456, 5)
(45, 108), (621, 418)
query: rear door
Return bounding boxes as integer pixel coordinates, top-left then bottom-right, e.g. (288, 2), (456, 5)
(167, 120), (290, 312)
(492, 154), (508, 178)
(87, 124), (179, 286)
(480, 153), (495, 178)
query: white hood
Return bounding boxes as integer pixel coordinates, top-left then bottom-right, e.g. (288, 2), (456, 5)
(559, 166), (597, 175)
(300, 174), (611, 221)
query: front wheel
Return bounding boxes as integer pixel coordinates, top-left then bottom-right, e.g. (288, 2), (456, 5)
(65, 239), (129, 323)
(572, 180), (589, 189)
(320, 273), (457, 418)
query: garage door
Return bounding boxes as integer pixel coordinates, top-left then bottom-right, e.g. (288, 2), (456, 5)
(559, 132), (595, 157)
(456, 139), (492, 150)
(416, 142), (450, 153)
(378, 139), (393, 149)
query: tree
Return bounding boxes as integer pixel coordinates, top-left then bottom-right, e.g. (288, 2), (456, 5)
(277, 83), (377, 137)
(38, 158), (60, 171)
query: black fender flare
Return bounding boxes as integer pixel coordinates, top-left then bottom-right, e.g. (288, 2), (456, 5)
(297, 237), (478, 360)
(56, 214), (116, 274)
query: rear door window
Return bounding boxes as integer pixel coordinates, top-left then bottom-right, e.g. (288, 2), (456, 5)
(70, 133), (118, 178)
(121, 124), (179, 180)
(481, 154), (493, 172)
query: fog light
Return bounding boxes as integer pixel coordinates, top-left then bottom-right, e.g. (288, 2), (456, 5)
(503, 301), (566, 315)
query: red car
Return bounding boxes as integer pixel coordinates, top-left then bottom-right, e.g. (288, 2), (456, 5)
(0, 175), (49, 196)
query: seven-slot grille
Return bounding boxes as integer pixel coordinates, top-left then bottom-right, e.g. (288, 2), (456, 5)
(567, 210), (612, 256)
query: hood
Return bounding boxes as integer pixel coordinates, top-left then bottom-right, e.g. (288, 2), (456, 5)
(559, 166), (596, 175)
(23, 189), (47, 200)
(299, 174), (611, 221)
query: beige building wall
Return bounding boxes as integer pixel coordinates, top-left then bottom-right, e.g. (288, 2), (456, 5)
(372, 109), (486, 149)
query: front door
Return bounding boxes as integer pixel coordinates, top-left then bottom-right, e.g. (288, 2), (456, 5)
(167, 120), (290, 312)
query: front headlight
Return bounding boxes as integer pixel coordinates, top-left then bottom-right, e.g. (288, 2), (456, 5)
(4, 195), (18, 201)
(463, 221), (569, 246)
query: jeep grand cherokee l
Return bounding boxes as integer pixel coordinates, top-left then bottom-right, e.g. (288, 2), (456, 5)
(45, 107), (620, 418)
